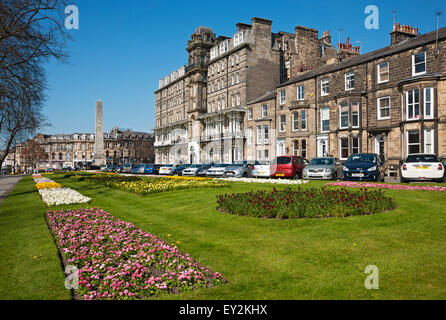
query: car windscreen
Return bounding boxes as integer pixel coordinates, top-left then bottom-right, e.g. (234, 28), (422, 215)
(406, 155), (439, 163)
(347, 154), (376, 164)
(213, 164), (229, 167)
(272, 157), (292, 165)
(189, 164), (202, 168)
(258, 161), (270, 165)
(309, 158), (334, 166)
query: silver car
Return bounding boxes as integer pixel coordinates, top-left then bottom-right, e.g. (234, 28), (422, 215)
(302, 157), (342, 180)
(251, 161), (271, 178)
(206, 164), (231, 177)
(224, 161), (259, 178)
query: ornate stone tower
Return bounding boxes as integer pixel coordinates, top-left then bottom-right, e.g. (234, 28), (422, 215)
(94, 99), (106, 166)
(185, 27), (217, 163)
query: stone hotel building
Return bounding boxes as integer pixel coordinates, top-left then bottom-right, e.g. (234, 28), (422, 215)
(154, 17), (446, 174)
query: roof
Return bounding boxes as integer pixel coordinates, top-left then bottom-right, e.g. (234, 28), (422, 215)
(247, 91), (277, 105)
(278, 26), (446, 88)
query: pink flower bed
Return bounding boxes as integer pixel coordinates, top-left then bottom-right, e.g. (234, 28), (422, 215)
(46, 208), (223, 300)
(326, 181), (446, 192)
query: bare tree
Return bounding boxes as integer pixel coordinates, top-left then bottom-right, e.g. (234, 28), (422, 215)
(0, 0), (71, 166)
(20, 138), (47, 172)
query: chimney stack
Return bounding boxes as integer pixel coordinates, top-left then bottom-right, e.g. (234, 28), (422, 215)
(390, 23), (419, 46)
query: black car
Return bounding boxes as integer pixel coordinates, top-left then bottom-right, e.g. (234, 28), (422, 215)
(342, 153), (384, 182)
(196, 163), (214, 177)
(153, 164), (162, 175)
(172, 164), (190, 176)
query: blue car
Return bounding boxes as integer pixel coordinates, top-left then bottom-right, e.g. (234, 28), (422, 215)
(141, 164), (155, 174)
(342, 153), (384, 182)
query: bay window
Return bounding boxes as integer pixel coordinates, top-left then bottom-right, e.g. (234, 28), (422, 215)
(424, 87), (433, 119)
(407, 130), (420, 155)
(424, 129), (434, 154)
(406, 89), (420, 120)
(292, 112), (299, 131)
(301, 110), (307, 130)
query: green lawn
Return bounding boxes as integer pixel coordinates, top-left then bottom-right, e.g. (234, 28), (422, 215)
(1, 174), (446, 299)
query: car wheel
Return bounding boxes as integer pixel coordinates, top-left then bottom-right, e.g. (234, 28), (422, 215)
(293, 173), (300, 180)
(243, 172), (248, 178)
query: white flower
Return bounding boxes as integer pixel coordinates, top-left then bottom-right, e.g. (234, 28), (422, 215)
(214, 177), (309, 185)
(38, 188), (91, 206)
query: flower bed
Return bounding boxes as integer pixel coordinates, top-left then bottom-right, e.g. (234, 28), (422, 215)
(38, 188), (91, 206)
(326, 181), (446, 192)
(46, 208), (223, 300)
(36, 182), (63, 189)
(85, 175), (230, 195)
(32, 174), (91, 206)
(217, 187), (396, 219)
(216, 177), (310, 185)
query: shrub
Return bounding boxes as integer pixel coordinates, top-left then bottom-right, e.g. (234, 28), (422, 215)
(216, 187), (396, 219)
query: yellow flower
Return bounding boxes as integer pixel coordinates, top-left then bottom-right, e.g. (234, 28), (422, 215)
(168, 234), (171, 237)
(176, 240), (181, 245)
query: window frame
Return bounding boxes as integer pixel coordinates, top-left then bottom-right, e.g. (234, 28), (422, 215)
(424, 87), (434, 120)
(263, 125), (269, 144)
(377, 96), (391, 120)
(292, 111), (299, 131)
(412, 52), (426, 76)
(321, 107), (330, 133)
(247, 108), (253, 120)
(424, 129), (434, 154)
(301, 110), (307, 131)
(407, 130), (420, 155)
(339, 103), (349, 129)
(262, 104), (268, 118)
(279, 115), (286, 132)
(340, 137), (349, 160)
(406, 89), (420, 121)
(321, 78), (329, 96)
(280, 89), (286, 105)
(297, 85), (304, 100)
(377, 62), (389, 84)
(345, 71), (355, 91)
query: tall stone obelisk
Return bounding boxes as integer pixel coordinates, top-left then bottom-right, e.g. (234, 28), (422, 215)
(94, 99), (106, 166)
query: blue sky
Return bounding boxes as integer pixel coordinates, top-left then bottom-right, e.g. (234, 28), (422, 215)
(42, 0), (445, 135)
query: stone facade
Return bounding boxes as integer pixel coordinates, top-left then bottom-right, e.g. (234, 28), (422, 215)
(11, 128), (154, 171)
(154, 19), (446, 173)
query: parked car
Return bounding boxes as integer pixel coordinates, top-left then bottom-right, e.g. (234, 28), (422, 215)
(131, 164), (145, 174)
(196, 163), (215, 177)
(251, 161), (271, 178)
(120, 163), (132, 173)
(140, 164), (154, 174)
(342, 153), (383, 182)
(302, 157), (343, 180)
(159, 164), (174, 175)
(401, 154), (445, 183)
(114, 165), (123, 173)
(205, 164), (231, 177)
(152, 164), (163, 175)
(270, 156), (307, 179)
(182, 164), (204, 176)
(172, 164), (190, 176)
(224, 161), (259, 178)
(104, 164), (116, 172)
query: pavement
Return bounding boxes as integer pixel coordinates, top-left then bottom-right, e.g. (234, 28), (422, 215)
(0, 175), (23, 204)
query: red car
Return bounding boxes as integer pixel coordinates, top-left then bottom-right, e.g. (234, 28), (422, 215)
(270, 156), (307, 179)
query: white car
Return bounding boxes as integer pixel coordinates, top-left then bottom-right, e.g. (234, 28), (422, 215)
(251, 161), (271, 178)
(159, 164), (174, 175)
(401, 154), (445, 183)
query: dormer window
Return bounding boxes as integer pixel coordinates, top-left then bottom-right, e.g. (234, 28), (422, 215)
(219, 40), (229, 54)
(234, 32), (245, 46)
(210, 46), (218, 60)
